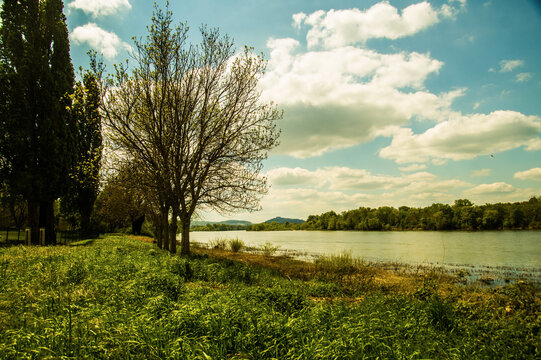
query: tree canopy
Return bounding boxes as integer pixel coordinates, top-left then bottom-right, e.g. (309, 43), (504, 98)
(101, 4), (280, 254)
(0, 0), (75, 244)
(247, 197), (541, 231)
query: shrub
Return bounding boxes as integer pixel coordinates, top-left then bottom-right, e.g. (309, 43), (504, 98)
(260, 241), (280, 256)
(229, 238), (244, 252)
(209, 238), (227, 250)
(427, 295), (455, 331)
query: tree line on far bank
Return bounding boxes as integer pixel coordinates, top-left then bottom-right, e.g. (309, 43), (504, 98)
(247, 197), (541, 231)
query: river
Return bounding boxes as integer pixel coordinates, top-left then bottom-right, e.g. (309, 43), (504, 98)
(187, 230), (541, 271)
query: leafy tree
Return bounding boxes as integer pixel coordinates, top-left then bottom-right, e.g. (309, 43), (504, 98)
(0, 0), (75, 244)
(248, 197), (541, 232)
(102, 4), (280, 254)
(92, 177), (146, 233)
(0, 183), (26, 228)
(61, 58), (103, 233)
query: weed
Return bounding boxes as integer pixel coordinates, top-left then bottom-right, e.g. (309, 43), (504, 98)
(228, 238), (244, 252)
(260, 241), (280, 256)
(209, 238), (227, 250)
(0, 235), (538, 359)
(427, 295), (455, 331)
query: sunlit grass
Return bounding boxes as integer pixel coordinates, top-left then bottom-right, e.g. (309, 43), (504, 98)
(0, 235), (538, 359)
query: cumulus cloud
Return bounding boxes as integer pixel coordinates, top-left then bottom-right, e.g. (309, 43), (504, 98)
(464, 182), (515, 196)
(471, 169), (491, 177)
(258, 188), (371, 220)
(267, 166), (469, 196)
(71, 23), (132, 60)
(525, 138), (541, 151)
(259, 166), (471, 219)
(499, 59), (524, 72)
(267, 167), (320, 186)
(261, 38), (457, 158)
(68, 0), (131, 17)
(294, 2), (441, 49)
(515, 72), (532, 82)
(514, 167), (541, 181)
(379, 111), (541, 164)
(399, 164), (427, 172)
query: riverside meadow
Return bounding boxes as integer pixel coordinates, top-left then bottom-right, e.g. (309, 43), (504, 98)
(0, 234), (539, 359)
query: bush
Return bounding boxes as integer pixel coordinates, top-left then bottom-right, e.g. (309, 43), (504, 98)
(209, 238), (227, 250)
(229, 238), (244, 252)
(260, 241), (280, 256)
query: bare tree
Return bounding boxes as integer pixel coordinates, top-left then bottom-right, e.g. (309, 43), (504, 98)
(101, 4), (280, 254)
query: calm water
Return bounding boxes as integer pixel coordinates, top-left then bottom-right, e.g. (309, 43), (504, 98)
(187, 230), (541, 269)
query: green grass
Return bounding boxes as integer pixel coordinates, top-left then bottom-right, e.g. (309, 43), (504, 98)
(228, 238), (244, 252)
(0, 235), (539, 359)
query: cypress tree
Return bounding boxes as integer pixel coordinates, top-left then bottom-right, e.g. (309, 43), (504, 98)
(61, 63), (103, 234)
(0, 0), (75, 244)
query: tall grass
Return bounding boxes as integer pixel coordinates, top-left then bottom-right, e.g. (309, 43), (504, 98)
(228, 237), (244, 252)
(0, 235), (538, 359)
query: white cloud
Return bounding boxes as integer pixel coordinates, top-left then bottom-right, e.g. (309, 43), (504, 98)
(514, 168), (541, 181)
(71, 23), (132, 60)
(267, 167), (320, 186)
(295, 2), (441, 49)
(525, 138), (541, 151)
(267, 166), (469, 195)
(68, 0), (131, 17)
(440, 0), (467, 19)
(471, 169), (491, 177)
(260, 166), (471, 219)
(261, 38), (458, 158)
(292, 12), (307, 29)
(258, 188), (370, 220)
(515, 72), (532, 82)
(399, 164), (427, 172)
(499, 59), (524, 72)
(379, 111), (541, 164)
(464, 182), (515, 196)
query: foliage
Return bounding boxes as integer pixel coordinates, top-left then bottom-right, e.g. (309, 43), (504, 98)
(101, 3), (281, 254)
(92, 178), (146, 233)
(0, 0), (75, 244)
(228, 238), (245, 252)
(61, 57), (103, 233)
(260, 241), (280, 256)
(209, 237), (228, 250)
(247, 197), (541, 231)
(0, 184), (26, 228)
(0, 235), (538, 359)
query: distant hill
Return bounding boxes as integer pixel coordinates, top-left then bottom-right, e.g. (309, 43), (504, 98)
(264, 217), (305, 224)
(191, 220), (251, 227)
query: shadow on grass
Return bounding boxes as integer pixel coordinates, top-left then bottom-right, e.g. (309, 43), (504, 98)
(0, 241), (25, 248)
(68, 238), (97, 247)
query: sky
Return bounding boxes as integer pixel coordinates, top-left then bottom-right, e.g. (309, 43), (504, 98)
(64, 0), (541, 222)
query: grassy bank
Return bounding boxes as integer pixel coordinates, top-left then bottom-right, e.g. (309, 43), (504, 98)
(0, 235), (539, 359)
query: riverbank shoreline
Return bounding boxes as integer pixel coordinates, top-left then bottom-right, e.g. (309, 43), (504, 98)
(1, 234), (539, 358)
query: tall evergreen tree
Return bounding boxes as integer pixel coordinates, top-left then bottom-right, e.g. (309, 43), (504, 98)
(0, 0), (75, 244)
(61, 63), (103, 233)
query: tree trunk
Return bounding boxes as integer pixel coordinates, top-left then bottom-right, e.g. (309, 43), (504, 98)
(131, 215), (145, 235)
(153, 213), (163, 249)
(161, 209), (170, 251)
(39, 201), (56, 245)
(80, 207), (91, 235)
(27, 201), (40, 245)
(180, 214), (191, 255)
(169, 210), (177, 254)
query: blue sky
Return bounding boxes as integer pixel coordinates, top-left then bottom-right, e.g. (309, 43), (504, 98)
(65, 0), (541, 222)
